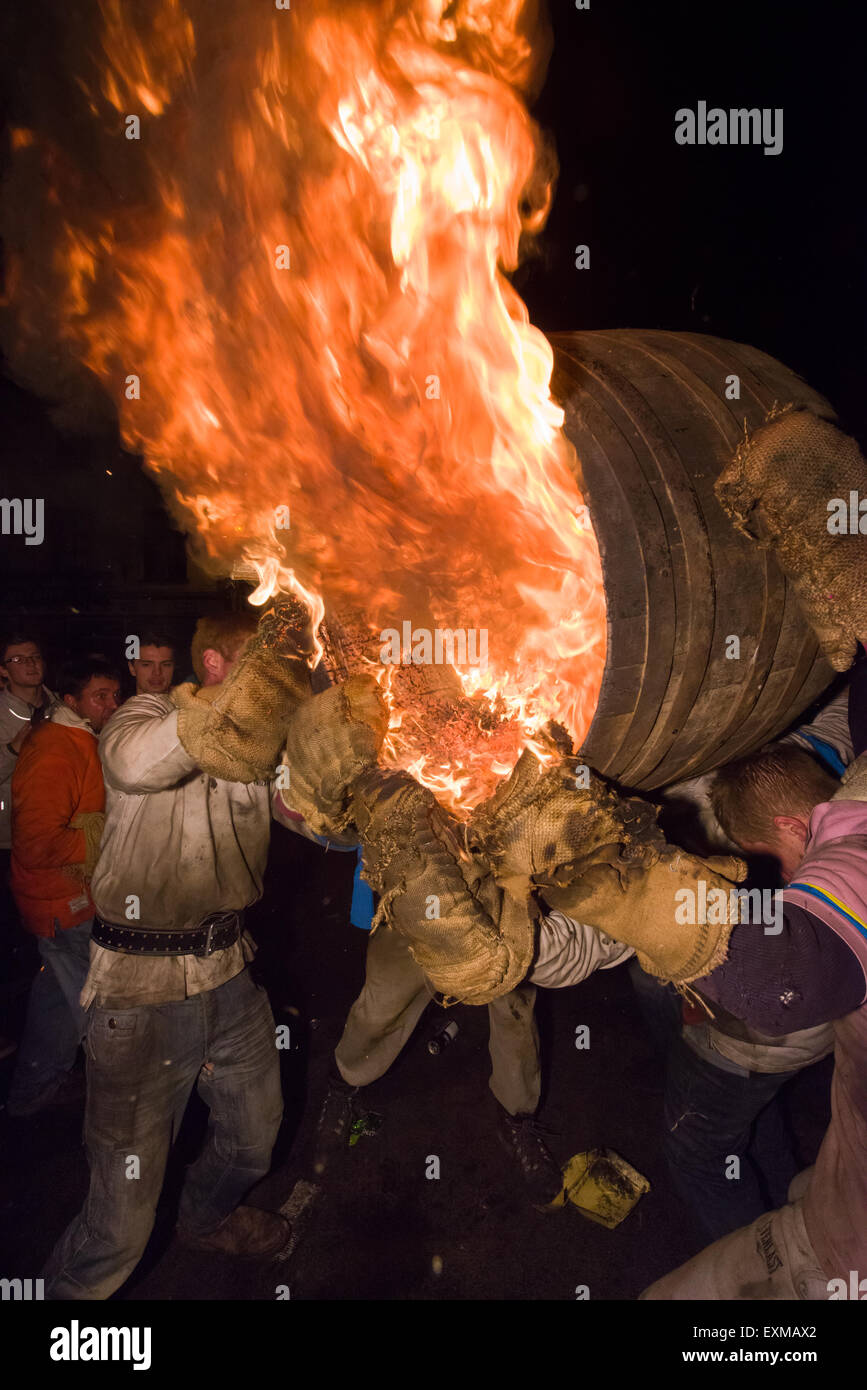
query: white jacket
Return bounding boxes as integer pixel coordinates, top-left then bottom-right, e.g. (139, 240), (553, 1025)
(91, 692), (288, 930)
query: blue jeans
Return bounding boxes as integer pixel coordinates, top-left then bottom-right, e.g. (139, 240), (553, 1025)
(627, 955), (683, 1057)
(7, 916), (92, 1110)
(43, 966), (283, 1300)
(664, 1034), (801, 1245)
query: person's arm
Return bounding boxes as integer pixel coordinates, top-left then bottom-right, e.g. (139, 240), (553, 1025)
(529, 909), (634, 988)
(99, 697), (199, 794)
(784, 687), (852, 774)
(0, 708), (33, 782)
(12, 744), (87, 870)
(848, 642), (867, 758)
(270, 783), (360, 847)
(697, 902), (866, 1035)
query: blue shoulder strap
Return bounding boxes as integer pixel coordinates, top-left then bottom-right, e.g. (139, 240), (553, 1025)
(799, 732), (847, 778)
(350, 847), (375, 930)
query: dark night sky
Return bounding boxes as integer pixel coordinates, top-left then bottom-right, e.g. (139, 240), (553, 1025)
(1, 0), (865, 666)
(523, 0), (866, 436)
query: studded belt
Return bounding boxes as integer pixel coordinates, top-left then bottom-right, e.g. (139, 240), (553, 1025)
(92, 911), (242, 957)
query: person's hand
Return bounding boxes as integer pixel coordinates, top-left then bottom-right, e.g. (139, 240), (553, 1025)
(70, 811), (106, 876)
(544, 848), (747, 984)
(172, 604), (313, 783)
(194, 683), (223, 703)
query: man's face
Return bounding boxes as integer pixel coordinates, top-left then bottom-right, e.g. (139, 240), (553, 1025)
(68, 677), (121, 732)
(129, 645), (175, 694)
(739, 817), (811, 884)
(1, 642), (45, 693)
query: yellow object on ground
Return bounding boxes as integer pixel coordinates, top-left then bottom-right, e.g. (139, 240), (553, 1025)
(548, 1148), (650, 1228)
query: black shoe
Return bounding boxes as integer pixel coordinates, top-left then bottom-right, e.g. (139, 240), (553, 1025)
(497, 1109), (564, 1207)
(311, 1073), (359, 1176)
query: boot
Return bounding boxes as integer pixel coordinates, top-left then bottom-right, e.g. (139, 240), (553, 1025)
(497, 1105), (564, 1208)
(311, 1060), (359, 1176)
(177, 1206), (292, 1258)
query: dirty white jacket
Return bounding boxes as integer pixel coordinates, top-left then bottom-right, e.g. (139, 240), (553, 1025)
(90, 692), (292, 930)
(82, 692), (300, 1009)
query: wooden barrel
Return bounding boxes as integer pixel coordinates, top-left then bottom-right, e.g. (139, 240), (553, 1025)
(549, 329), (836, 791)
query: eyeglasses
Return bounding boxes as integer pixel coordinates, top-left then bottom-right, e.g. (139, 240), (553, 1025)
(4, 655), (43, 667)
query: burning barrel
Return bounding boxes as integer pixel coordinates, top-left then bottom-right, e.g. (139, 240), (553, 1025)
(551, 329), (836, 792)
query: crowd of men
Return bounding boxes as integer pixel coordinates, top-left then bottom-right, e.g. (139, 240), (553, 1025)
(0, 618), (865, 1301)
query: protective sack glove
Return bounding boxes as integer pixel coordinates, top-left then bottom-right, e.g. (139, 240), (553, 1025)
(715, 406), (867, 671)
(172, 601), (313, 783)
(835, 750), (867, 801)
(70, 810), (105, 878)
(276, 674), (389, 839)
(349, 767), (536, 1005)
(543, 849), (747, 984)
(467, 748), (666, 895)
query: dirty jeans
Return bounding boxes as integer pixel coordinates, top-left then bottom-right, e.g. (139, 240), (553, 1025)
(7, 916), (92, 1111)
(43, 966), (283, 1300)
(664, 1034), (802, 1244)
(641, 1187), (831, 1300)
(335, 921), (540, 1115)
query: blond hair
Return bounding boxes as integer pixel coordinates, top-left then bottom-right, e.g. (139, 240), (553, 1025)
(190, 612), (258, 683)
(711, 744), (838, 845)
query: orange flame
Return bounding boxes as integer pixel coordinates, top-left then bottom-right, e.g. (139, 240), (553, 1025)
(4, 0), (606, 810)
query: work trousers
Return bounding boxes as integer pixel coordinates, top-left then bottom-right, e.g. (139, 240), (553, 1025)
(43, 966), (283, 1300)
(641, 1184), (830, 1300)
(335, 922), (541, 1116)
(7, 916), (92, 1112)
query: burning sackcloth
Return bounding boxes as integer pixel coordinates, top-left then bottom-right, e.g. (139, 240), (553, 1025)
(310, 708), (744, 999)
(183, 606), (746, 1004)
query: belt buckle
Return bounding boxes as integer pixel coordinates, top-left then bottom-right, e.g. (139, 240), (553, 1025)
(201, 920), (216, 957)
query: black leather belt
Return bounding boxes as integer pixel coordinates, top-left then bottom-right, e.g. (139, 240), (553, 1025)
(92, 911), (242, 957)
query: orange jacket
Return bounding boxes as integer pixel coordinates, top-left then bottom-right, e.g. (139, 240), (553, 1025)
(10, 721), (105, 936)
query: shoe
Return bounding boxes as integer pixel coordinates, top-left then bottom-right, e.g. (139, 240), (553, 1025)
(6, 1069), (85, 1117)
(311, 1073), (359, 1176)
(177, 1206), (292, 1259)
(497, 1109), (564, 1207)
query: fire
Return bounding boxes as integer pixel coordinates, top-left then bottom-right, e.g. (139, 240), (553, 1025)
(3, 0), (607, 811)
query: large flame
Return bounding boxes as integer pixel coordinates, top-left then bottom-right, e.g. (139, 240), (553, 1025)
(3, 0), (606, 810)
